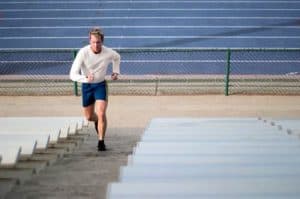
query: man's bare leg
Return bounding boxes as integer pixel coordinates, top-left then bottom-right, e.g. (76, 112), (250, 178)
(83, 103), (98, 124)
(83, 100), (107, 150)
(93, 100), (107, 151)
(95, 100), (107, 140)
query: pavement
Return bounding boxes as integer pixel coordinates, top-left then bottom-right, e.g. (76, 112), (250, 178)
(1, 95), (300, 199)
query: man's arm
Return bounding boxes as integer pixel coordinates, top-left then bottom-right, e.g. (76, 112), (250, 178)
(69, 50), (89, 83)
(111, 49), (121, 75)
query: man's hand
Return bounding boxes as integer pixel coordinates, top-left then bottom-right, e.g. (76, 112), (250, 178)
(111, 73), (119, 80)
(86, 73), (94, 82)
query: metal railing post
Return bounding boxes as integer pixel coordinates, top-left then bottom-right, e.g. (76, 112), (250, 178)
(225, 49), (231, 96)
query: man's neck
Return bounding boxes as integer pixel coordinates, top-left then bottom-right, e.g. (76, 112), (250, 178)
(90, 46), (102, 54)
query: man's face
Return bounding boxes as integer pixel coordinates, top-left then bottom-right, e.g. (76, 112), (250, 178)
(90, 34), (102, 53)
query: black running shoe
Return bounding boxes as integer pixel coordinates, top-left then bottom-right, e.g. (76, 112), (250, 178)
(94, 121), (98, 134)
(98, 140), (106, 151)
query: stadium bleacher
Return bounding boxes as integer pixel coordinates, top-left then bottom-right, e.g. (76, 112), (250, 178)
(1, 1), (299, 97)
(0, 0), (300, 198)
(0, 0), (299, 96)
(0, 1), (300, 48)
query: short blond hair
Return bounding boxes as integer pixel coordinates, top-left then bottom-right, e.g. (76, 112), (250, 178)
(89, 27), (104, 42)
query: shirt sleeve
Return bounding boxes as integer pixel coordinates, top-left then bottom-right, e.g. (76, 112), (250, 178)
(69, 49), (88, 83)
(111, 49), (121, 74)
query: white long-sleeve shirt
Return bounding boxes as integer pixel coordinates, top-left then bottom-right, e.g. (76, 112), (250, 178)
(70, 45), (120, 83)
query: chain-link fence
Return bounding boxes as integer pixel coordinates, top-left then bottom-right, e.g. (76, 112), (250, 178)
(228, 49), (300, 95)
(0, 48), (299, 96)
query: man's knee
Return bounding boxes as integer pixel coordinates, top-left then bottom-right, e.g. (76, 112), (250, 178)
(84, 112), (96, 121)
(95, 101), (107, 122)
(97, 111), (106, 122)
(85, 115), (94, 122)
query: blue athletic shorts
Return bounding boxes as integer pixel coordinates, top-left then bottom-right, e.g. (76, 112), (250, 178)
(81, 81), (107, 107)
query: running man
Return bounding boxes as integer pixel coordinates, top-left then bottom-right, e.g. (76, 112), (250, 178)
(70, 27), (120, 151)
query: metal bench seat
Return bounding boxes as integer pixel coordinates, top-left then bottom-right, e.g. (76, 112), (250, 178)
(140, 134), (299, 142)
(0, 117), (86, 141)
(133, 142), (300, 156)
(128, 154), (300, 166)
(0, 135), (37, 157)
(108, 117), (300, 199)
(120, 165), (300, 182)
(0, 145), (21, 166)
(108, 179), (300, 199)
(271, 119), (300, 134)
(0, 133), (49, 150)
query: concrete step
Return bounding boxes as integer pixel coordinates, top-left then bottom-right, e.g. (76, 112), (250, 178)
(0, 178), (17, 199)
(0, 167), (34, 185)
(16, 159), (48, 175)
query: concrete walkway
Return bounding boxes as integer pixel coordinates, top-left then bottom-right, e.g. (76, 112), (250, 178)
(1, 95), (300, 199)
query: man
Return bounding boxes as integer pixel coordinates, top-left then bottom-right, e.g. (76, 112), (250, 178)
(70, 27), (120, 151)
